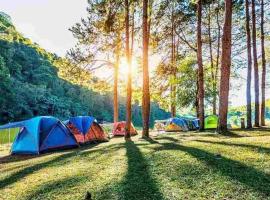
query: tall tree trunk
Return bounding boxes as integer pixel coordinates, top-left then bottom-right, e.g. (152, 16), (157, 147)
(218, 0), (233, 133)
(142, 0), (150, 137)
(125, 0), (132, 139)
(196, 73), (199, 118)
(251, 0), (260, 127)
(170, 85), (176, 117)
(214, 1), (221, 116)
(113, 41), (120, 123)
(207, 4), (216, 115)
(131, 4), (135, 58)
(260, 0), (266, 126)
(171, 6), (176, 118)
(245, 0), (252, 129)
(197, 0), (205, 131)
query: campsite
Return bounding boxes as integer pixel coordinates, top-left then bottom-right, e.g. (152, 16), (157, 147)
(0, 0), (270, 200)
(1, 129), (270, 199)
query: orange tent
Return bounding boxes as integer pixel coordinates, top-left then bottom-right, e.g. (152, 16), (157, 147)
(66, 116), (108, 144)
(113, 121), (138, 136)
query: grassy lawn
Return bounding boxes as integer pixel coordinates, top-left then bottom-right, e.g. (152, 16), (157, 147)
(0, 129), (270, 200)
(0, 128), (19, 144)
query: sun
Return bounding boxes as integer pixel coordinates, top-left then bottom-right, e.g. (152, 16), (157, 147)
(119, 57), (138, 78)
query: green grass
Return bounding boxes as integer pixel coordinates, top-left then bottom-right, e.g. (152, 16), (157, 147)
(0, 128), (18, 144)
(1, 129), (270, 199)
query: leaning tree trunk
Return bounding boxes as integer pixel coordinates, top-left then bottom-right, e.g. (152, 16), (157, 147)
(197, 0), (205, 131)
(125, 0), (132, 139)
(142, 0), (150, 137)
(251, 0), (260, 127)
(218, 0), (233, 133)
(245, 0), (252, 129)
(260, 0), (266, 126)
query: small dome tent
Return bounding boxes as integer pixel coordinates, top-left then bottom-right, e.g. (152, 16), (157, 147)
(205, 115), (218, 129)
(191, 119), (200, 130)
(165, 118), (189, 132)
(181, 115), (200, 130)
(66, 116), (108, 144)
(0, 116), (78, 155)
(113, 121), (138, 136)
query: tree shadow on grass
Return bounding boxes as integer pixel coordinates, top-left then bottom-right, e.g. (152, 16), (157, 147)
(178, 131), (244, 138)
(0, 151), (77, 190)
(0, 143), (125, 190)
(0, 154), (38, 164)
(154, 141), (270, 198)
(194, 139), (270, 153)
(218, 130), (246, 138)
(154, 136), (179, 143)
(22, 176), (88, 200)
(0, 143), (100, 165)
(233, 127), (270, 132)
(141, 136), (160, 144)
(119, 141), (164, 200)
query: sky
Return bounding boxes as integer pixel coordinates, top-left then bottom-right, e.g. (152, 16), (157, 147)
(0, 0), (269, 107)
(0, 0), (88, 56)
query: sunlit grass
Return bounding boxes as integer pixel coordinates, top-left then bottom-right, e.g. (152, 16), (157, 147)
(0, 128), (18, 144)
(0, 129), (270, 199)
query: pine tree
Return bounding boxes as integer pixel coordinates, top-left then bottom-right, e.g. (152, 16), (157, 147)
(142, 0), (150, 137)
(218, 0), (233, 133)
(260, 0), (266, 126)
(251, 0), (260, 127)
(196, 0), (205, 131)
(245, 0), (252, 129)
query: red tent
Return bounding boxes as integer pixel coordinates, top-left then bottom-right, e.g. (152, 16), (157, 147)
(113, 121), (138, 136)
(66, 116), (108, 144)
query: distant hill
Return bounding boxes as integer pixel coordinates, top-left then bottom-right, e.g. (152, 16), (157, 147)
(0, 12), (11, 24)
(0, 13), (170, 125)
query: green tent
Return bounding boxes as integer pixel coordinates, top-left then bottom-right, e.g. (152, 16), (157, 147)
(205, 115), (218, 129)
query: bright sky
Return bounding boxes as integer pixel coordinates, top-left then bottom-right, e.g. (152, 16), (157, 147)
(0, 0), (88, 56)
(0, 0), (268, 107)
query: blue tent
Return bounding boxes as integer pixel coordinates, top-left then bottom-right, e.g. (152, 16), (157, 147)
(166, 118), (189, 131)
(67, 116), (96, 135)
(181, 118), (189, 128)
(0, 116), (78, 154)
(191, 119), (200, 129)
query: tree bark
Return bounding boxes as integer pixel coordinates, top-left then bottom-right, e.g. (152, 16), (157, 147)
(251, 0), (260, 127)
(131, 4), (135, 57)
(215, 1), (221, 117)
(171, 6), (176, 118)
(207, 4), (216, 115)
(245, 0), (252, 129)
(142, 0), (150, 137)
(196, 69), (199, 118)
(125, 0), (132, 139)
(113, 40), (120, 123)
(218, 0), (233, 133)
(260, 0), (266, 126)
(197, 0), (205, 131)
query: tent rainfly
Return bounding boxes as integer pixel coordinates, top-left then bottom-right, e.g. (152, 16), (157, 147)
(0, 116), (78, 154)
(66, 116), (108, 144)
(165, 118), (189, 132)
(204, 115), (218, 129)
(113, 121), (138, 136)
